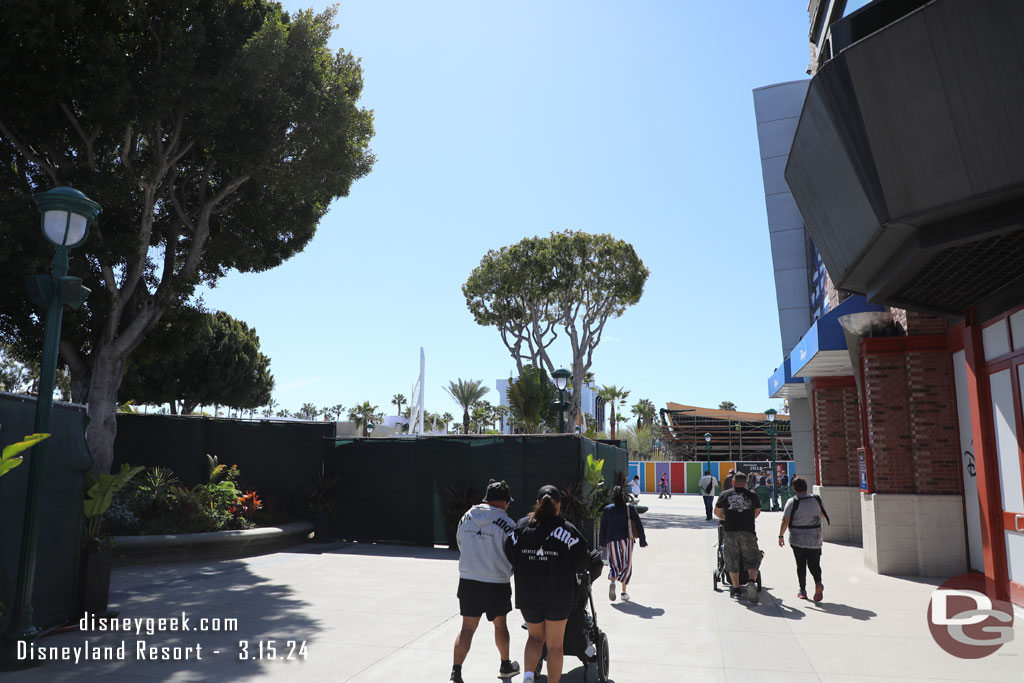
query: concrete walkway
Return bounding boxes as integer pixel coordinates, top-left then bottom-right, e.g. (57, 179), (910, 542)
(6, 495), (1024, 681)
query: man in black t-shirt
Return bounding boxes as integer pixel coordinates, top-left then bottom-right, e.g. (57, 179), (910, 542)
(714, 472), (762, 603)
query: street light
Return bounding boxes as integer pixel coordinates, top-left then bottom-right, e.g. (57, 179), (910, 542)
(551, 368), (571, 434)
(704, 432), (712, 475)
(366, 422), (375, 437)
(2, 186), (100, 655)
(764, 408), (779, 511)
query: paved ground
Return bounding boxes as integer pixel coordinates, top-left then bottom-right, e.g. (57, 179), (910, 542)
(6, 495), (1024, 682)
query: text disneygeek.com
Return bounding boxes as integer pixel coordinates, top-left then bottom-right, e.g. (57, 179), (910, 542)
(17, 611), (308, 663)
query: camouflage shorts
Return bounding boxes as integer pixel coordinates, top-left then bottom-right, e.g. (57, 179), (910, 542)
(723, 531), (760, 573)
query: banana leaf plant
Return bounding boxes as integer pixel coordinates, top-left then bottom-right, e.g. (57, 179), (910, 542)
(83, 464), (144, 550)
(0, 433), (49, 478)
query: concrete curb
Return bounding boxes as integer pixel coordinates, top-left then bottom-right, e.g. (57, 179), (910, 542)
(112, 521), (313, 565)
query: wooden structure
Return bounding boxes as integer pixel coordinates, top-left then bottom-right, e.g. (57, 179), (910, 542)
(659, 402), (793, 462)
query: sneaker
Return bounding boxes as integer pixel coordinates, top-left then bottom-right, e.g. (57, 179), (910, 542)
(813, 582), (824, 602)
(608, 582), (616, 601)
(498, 660), (520, 678)
(450, 669), (464, 683)
(746, 581), (759, 604)
(620, 591), (630, 602)
(729, 586), (739, 598)
(797, 588), (807, 600)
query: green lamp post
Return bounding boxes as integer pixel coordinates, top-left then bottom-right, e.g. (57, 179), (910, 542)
(704, 432), (712, 475)
(765, 408), (780, 511)
(551, 368), (571, 434)
(1, 187), (100, 660)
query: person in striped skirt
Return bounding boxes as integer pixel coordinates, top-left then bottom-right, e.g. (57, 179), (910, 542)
(599, 486), (647, 602)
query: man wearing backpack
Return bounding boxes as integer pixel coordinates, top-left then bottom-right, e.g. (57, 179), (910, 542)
(697, 470), (718, 520)
(778, 477), (829, 601)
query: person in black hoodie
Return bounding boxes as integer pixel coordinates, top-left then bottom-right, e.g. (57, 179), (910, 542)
(504, 484), (588, 683)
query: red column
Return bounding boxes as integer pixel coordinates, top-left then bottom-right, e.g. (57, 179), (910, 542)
(963, 314), (1009, 599)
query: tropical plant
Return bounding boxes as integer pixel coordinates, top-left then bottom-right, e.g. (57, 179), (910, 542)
(445, 379), (489, 434)
(231, 491), (262, 522)
(441, 480), (481, 525)
(0, 433), (49, 478)
(392, 394), (406, 417)
(623, 424), (656, 460)
(330, 403), (346, 421)
(631, 399), (656, 428)
(262, 399), (278, 418)
(299, 403), (318, 420)
(494, 404), (510, 433)
(505, 366), (556, 433)
(83, 464), (145, 546)
(308, 473), (339, 516)
(597, 385), (630, 440)
(348, 401), (379, 436)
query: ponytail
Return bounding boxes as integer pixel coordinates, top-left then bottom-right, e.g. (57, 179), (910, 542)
(611, 485), (626, 506)
(530, 494), (558, 523)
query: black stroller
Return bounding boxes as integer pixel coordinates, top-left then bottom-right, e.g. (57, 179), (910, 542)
(712, 521), (763, 595)
(533, 550), (610, 682)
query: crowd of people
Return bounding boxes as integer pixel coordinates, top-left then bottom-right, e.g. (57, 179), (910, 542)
(449, 469), (825, 682)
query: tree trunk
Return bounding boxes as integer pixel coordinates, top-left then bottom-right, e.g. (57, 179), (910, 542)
(610, 405), (617, 440)
(84, 354), (126, 476)
(462, 409), (470, 434)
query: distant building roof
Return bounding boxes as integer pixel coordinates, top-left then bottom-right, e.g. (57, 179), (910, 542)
(664, 402), (790, 423)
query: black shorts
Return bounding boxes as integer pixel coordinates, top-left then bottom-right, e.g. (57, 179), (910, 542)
(458, 579), (512, 621)
(519, 605), (571, 624)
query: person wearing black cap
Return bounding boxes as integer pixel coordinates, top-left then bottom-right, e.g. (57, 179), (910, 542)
(450, 480), (520, 683)
(504, 484), (588, 683)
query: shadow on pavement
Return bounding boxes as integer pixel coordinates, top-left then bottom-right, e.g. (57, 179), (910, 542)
(287, 540), (459, 562)
(807, 601), (877, 620)
(609, 601), (665, 619)
(639, 514), (720, 531)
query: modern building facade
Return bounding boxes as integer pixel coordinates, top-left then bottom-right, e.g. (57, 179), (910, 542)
(758, 0), (1024, 606)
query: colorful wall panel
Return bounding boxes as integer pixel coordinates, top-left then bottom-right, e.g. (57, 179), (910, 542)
(654, 462), (670, 493)
(670, 462), (687, 493)
(644, 462), (656, 492)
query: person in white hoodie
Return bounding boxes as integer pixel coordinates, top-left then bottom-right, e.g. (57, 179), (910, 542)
(450, 480), (521, 683)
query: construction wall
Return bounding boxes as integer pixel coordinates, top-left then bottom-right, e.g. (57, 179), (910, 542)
(628, 460), (797, 495)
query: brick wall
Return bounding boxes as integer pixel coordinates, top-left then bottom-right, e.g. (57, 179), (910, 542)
(860, 337), (960, 495)
(905, 310), (949, 336)
(811, 378), (861, 487)
(906, 350), (961, 494)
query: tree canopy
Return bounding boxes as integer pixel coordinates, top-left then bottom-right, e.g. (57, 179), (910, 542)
(119, 308), (274, 415)
(0, 1), (375, 473)
(463, 231), (648, 431)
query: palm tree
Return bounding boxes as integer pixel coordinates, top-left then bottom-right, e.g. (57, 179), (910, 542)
(299, 403), (318, 420)
(328, 403), (345, 421)
(507, 366), (556, 433)
(471, 400), (492, 434)
(445, 379), (489, 434)
(441, 412), (455, 433)
(494, 404), (510, 433)
(275, 408), (291, 418)
(598, 385), (630, 440)
(631, 398), (656, 428)
(261, 399), (278, 418)
(392, 393), (407, 417)
(347, 401), (379, 436)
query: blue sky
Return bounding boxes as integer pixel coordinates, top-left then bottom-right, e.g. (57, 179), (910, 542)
(200, 1), (835, 422)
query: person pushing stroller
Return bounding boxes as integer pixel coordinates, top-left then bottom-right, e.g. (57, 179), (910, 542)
(714, 472), (762, 603)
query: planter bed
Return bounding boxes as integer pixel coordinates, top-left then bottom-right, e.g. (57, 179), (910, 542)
(112, 521), (313, 565)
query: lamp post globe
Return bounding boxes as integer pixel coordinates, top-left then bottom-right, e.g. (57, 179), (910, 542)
(551, 368), (571, 433)
(33, 185), (102, 248)
(704, 432), (712, 473)
(366, 422), (375, 436)
(764, 409), (779, 510)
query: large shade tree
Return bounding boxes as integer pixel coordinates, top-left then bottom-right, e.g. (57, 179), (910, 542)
(119, 308), (274, 415)
(0, 1), (375, 473)
(463, 231), (648, 431)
